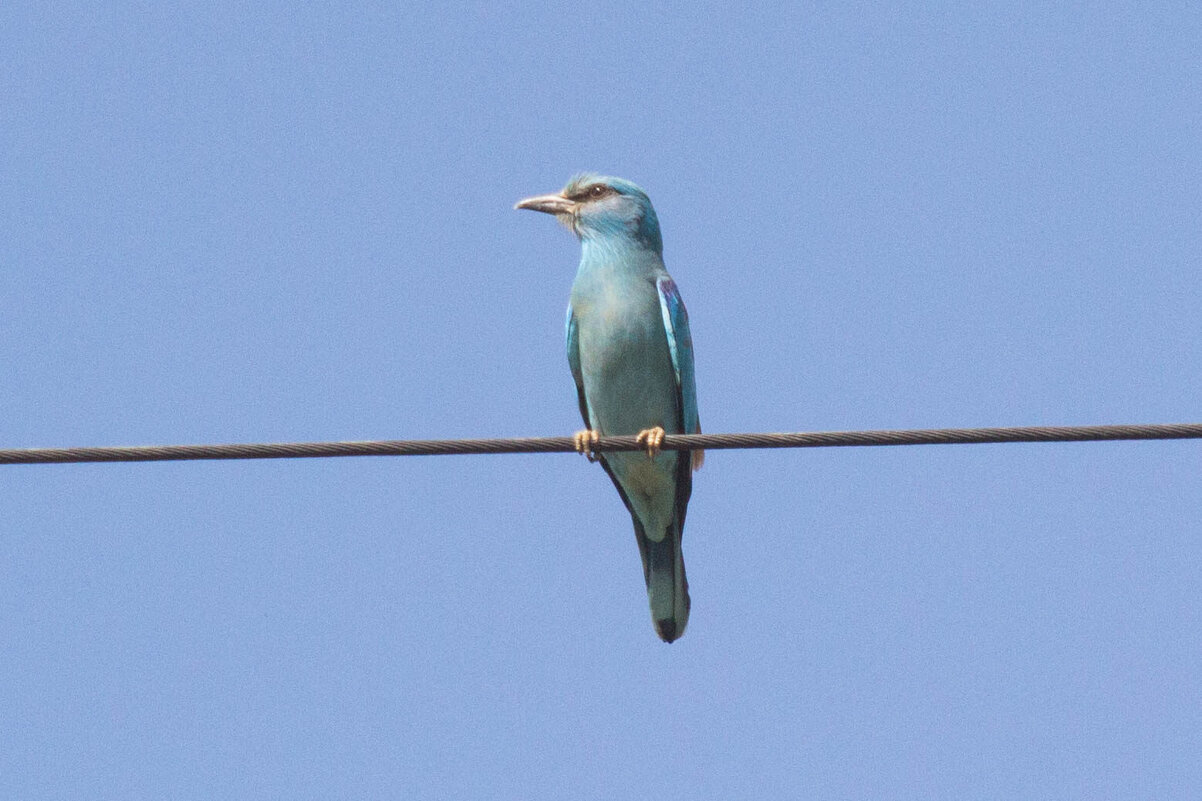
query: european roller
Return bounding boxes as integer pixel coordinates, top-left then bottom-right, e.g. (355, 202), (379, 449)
(516, 174), (703, 643)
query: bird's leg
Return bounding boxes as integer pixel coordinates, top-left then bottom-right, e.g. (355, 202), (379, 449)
(573, 429), (600, 462)
(635, 426), (666, 460)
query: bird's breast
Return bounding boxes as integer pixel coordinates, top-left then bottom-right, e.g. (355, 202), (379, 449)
(570, 282), (679, 436)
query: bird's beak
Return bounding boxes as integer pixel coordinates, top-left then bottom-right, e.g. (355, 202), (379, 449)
(514, 193), (575, 215)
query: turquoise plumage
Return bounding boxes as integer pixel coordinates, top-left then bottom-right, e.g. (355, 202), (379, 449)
(517, 175), (702, 642)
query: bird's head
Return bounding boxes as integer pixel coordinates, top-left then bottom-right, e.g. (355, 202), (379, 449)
(515, 174), (663, 253)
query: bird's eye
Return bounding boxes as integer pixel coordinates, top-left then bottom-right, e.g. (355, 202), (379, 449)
(589, 185), (608, 198)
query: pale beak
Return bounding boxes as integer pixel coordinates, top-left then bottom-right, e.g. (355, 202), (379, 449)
(514, 193), (575, 215)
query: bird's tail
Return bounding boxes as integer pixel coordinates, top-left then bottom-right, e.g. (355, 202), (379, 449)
(636, 516), (690, 643)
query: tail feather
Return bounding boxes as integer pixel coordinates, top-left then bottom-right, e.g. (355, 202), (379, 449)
(637, 518), (690, 643)
(598, 453), (693, 643)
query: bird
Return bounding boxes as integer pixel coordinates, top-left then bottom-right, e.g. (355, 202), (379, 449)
(516, 174), (703, 643)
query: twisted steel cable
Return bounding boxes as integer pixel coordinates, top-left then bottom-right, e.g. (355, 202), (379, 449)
(3, 423), (1202, 465)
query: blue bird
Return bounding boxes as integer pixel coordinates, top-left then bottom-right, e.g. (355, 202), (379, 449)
(516, 175), (703, 642)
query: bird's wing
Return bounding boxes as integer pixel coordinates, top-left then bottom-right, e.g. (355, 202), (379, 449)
(656, 277), (703, 470)
(565, 304), (591, 428)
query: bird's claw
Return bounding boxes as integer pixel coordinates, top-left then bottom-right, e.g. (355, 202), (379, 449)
(573, 429), (600, 462)
(636, 426), (666, 460)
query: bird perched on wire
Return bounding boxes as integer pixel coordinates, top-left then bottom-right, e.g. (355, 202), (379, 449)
(516, 174), (703, 642)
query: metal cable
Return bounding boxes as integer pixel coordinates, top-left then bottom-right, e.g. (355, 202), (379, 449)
(3, 423), (1202, 465)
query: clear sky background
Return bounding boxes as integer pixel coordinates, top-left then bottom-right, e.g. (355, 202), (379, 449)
(4, 3), (1201, 798)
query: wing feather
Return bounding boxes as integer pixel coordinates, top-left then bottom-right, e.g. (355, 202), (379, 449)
(656, 277), (703, 470)
(565, 305), (591, 428)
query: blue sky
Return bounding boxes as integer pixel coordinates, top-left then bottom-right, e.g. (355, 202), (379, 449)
(3, 3), (1201, 797)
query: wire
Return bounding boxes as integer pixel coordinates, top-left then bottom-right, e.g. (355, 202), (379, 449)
(2, 423), (1201, 465)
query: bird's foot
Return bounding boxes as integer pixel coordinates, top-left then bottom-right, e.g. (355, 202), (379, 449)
(573, 429), (600, 462)
(635, 426), (666, 460)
